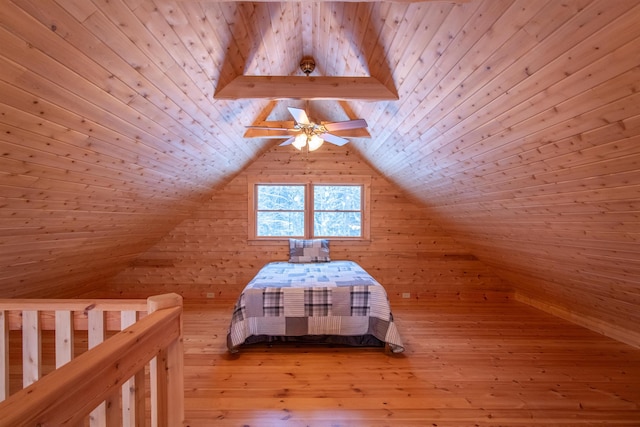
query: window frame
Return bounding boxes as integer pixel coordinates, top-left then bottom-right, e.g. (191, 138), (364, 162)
(248, 175), (371, 242)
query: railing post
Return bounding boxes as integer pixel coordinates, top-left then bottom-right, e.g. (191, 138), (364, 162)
(0, 311), (8, 401)
(55, 310), (74, 368)
(0, 300), (180, 426)
(121, 310), (145, 427)
(148, 293), (184, 427)
(22, 310), (41, 388)
(88, 308), (118, 426)
(0, 296), (151, 417)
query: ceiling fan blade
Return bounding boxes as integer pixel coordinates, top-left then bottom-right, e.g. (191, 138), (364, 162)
(288, 107), (311, 125)
(245, 125), (294, 131)
(319, 133), (349, 146)
(323, 118), (368, 132)
(279, 136), (296, 146)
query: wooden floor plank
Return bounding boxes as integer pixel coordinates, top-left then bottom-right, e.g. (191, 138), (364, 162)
(6, 298), (639, 425)
(182, 299), (640, 426)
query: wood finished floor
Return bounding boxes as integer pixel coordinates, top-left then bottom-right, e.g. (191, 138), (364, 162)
(182, 298), (640, 426)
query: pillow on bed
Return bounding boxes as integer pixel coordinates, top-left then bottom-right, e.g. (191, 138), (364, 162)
(289, 239), (330, 263)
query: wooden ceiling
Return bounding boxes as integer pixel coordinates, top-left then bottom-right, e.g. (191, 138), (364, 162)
(1, 1), (639, 343)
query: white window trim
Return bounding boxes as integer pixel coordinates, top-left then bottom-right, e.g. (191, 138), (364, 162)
(248, 175), (371, 242)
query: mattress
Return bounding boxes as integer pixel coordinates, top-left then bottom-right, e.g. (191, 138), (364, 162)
(226, 260), (404, 353)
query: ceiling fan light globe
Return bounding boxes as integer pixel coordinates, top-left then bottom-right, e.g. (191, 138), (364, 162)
(293, 134), (307, 150)
(308, 135), (324, 151)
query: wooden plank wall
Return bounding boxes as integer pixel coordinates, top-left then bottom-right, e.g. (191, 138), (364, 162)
(0, 0), (637, 349)
(0, 0), (266, 298)
(360, 1), (640, 346)
(99, 144), (510, 302)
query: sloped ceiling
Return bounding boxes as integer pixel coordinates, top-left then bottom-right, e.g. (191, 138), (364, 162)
(0, 0), (639, 339)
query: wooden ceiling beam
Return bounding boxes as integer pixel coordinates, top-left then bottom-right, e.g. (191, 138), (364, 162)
(178, 0), (469, 3)
(214, 76), (398, 101)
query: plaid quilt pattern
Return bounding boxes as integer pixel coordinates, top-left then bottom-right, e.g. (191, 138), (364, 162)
(231, 295), (246, 323)
(227, 261), (404, 353)
(263, 288), (284, 317)
(304, 288), (331, 316)
(350, 286), (370, 316)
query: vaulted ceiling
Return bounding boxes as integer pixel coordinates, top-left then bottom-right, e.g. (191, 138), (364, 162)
(1, 1), (639, 342)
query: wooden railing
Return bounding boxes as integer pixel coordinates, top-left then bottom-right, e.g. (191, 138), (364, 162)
(0, 293), (184, 426)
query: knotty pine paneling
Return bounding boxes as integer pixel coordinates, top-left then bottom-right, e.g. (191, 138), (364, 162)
(101, 144), (510, 302)
(362, 1), (640, 346)
(0, 0), (265, 297)
(0, 0), (638, 348)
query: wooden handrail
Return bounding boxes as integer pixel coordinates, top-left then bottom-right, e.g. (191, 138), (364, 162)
(0, 299), (148, 332)
(0, 299), (148, 311)
(0, 293), (184, 426)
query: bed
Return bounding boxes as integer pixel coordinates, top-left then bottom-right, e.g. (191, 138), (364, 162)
(226, 240), (404, 353)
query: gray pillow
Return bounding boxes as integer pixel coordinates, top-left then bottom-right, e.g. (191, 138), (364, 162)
(289, 239), (330, 263)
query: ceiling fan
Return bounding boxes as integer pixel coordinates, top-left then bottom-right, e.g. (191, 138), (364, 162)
(246, 107), (368, 151)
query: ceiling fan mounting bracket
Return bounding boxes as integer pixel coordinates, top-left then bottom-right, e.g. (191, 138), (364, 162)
(300, 56), (316, 76)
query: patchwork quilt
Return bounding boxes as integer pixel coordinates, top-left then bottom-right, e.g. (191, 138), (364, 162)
(226, 261), (404, 353)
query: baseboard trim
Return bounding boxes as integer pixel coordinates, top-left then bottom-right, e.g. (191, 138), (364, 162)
(514, 292), (640, 349)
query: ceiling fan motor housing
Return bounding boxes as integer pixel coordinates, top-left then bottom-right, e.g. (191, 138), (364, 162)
(300, 56), (316, 75)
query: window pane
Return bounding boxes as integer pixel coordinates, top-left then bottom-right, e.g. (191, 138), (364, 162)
(314, 212), (362, 237)
(257, 211), (304, 236)
(257, 185), (304, 210)
(314, 185), (361, 210)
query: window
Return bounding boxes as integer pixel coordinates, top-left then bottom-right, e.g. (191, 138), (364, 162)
(256, 184), (305, 237)
(313, 185), (362, 237)
(249, 176), (370, 241)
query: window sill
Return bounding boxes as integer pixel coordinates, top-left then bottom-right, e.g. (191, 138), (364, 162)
(247, 238), (371, 246)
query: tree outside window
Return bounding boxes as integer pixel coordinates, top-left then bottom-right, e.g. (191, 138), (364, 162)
(250, 179), (368, 240)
